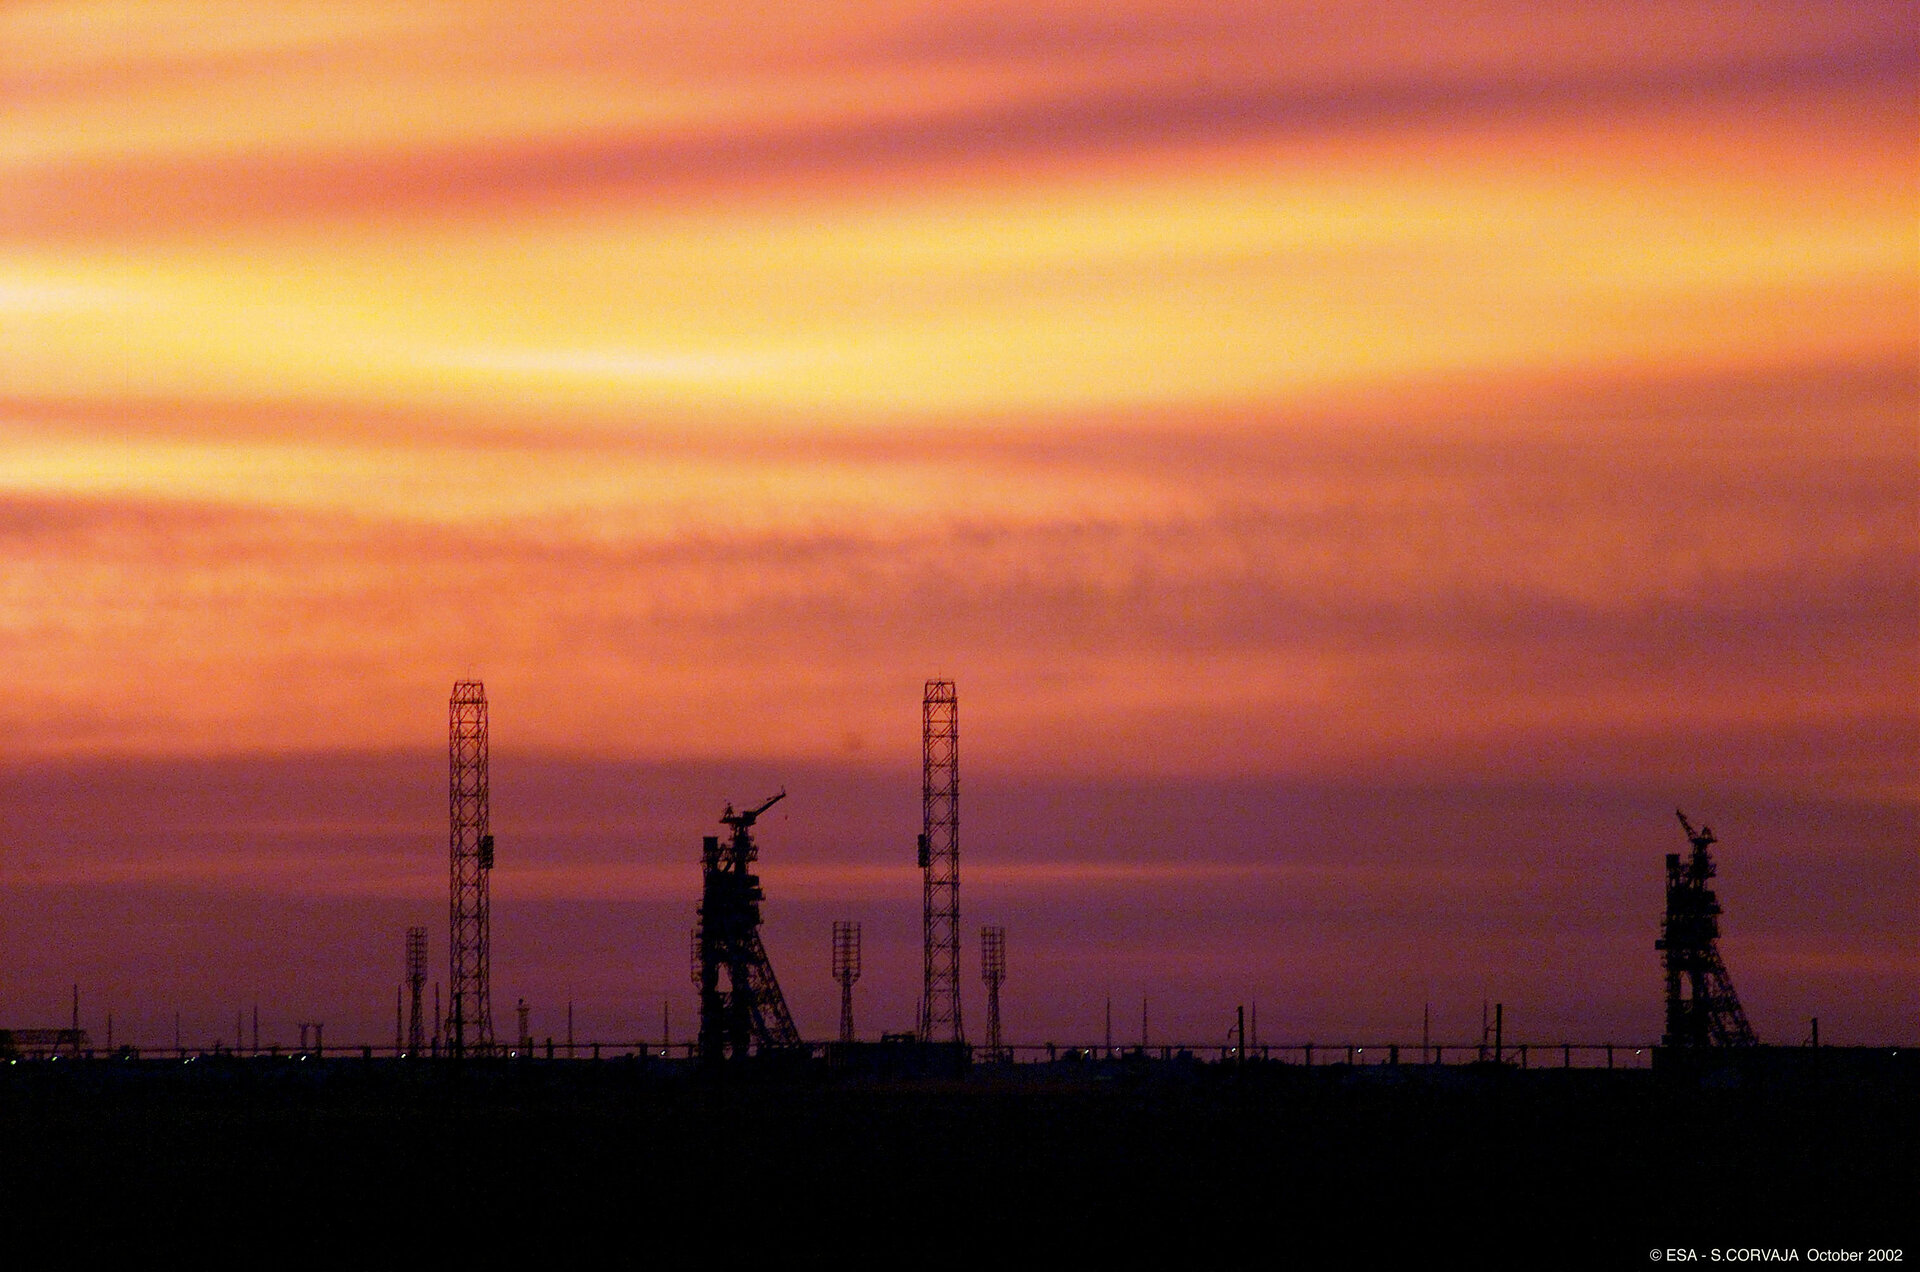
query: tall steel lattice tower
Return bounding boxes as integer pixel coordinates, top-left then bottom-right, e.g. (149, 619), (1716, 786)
(693, 792), (802, 1061)
(918, 679), (962, 1043)
(832, 920), (861, 1044)
(1656, 810), (1758, 1048)
(980, 925), (1006, 1060)
(448, 680), (495, 1056)
(404, 926), (428, 1055)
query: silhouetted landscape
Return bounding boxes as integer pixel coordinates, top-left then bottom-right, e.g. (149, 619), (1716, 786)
(3, 1050), (1913, 1262)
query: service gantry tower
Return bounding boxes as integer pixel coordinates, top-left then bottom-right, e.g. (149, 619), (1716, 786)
(980, 925), (1006, 1060)
(833, 920), (861, 1044)
(404, 926), (428, 1055)
(918, 679), (963, 1042)
(1656, 809), (1758, 1048)
(693, 791), (802, 1061)
(448, 680), (495, 1056)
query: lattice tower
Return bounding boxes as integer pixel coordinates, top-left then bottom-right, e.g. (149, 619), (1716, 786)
(833, 920), (862, 1044)
(919, 680), (962, 1042)
(448, 680), (495, 1055)
(404, 926), (428, 1054)
(980, 925), (1006, 1059)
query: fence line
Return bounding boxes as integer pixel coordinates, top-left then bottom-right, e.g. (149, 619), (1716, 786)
(3, 1036), (1660, 1069)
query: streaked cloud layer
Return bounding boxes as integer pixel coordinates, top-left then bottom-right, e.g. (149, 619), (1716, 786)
(0, 2), (1913, 1040)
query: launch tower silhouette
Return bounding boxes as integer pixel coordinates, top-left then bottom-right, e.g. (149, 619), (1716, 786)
(694, 791), (802, 1061)
(1657, 809), (1758, 1048)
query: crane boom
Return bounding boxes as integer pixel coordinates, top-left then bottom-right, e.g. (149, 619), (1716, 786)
(722, 789), (786, 831)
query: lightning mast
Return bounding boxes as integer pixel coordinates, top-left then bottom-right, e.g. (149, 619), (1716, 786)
(448, 680), (495, 1056)
(1656, 810), (1758, 1048)
(919, 679), (962, 1043)
(833, 920), (861, 1044)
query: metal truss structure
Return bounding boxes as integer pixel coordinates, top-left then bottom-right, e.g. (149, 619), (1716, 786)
(694, 792), (802, 1061)
(405, 926), (428, 1055)
(980, 925), (1006, 1060)
(448, 680), (495, 1056)
(919, 680), (963, 1043)
(833, 920), (861, 1044)
(1657, 810), (1758, 1048)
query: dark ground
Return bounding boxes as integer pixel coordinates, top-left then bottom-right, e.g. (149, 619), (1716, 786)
(1, 1050), (1912, 1266)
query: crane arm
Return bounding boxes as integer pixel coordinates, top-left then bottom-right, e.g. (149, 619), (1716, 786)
(1676, 808), (1715, 847)
(722, 788), (787, 829)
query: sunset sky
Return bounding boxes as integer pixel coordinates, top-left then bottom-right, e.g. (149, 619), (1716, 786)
(1, 1), (1914, 1050)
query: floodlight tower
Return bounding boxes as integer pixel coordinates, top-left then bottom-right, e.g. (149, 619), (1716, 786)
(918, 679), (963, 1043)
(980, 925), (1006, 1060)
(833, 920), (862, 1044)
(1657, 810), (1758, 1048)
(448, 680), (495, 1057)
(404, 926), (428, 1055)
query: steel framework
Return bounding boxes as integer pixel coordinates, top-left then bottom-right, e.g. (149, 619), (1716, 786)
(404, 926), (428, 1055)
(833, 920), (861, 1044)
(919, 680), (963, 1042)
(980, 925), (1005, 1060)
(448, 680), (495, 1056)
(694, 792), (802, 1061)
(1656, 810), (1758, 1048)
